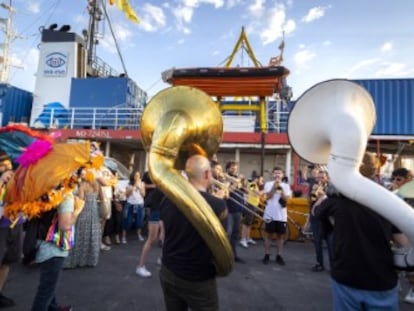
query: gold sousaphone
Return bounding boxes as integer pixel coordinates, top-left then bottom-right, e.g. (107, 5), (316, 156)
(140, 86), (233, 276)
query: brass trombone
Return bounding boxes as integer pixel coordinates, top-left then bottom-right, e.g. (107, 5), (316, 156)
(211, 178), (269, 222)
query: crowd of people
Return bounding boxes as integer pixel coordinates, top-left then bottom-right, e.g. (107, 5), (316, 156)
(0, 141), (413, 310)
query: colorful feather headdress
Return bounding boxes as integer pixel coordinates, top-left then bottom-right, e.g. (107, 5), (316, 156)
(3, 130), (103, 219)
(0, 124), (56, 163)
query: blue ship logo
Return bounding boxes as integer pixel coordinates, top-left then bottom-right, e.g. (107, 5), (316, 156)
(34, 102), (69, 128)
(45, 52), (66, 68)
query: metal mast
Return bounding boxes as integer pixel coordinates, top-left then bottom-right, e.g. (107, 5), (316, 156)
(86, 0), (103, 67)
(0, 1), (15, 83)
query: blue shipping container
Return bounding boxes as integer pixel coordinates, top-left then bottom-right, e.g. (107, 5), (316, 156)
(353, 78), (414, 136)
(69, 77), (147, 109)
(0, 84), (33, 126)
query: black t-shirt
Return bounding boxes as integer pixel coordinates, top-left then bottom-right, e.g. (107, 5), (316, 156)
(226, 188), (244, 213)
(316, 196), (398, 290)
(160, 191), (226, 281)
(142, 172), (156, 208)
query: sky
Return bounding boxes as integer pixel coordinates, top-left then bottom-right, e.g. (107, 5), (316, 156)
(3, 0), (414, 101)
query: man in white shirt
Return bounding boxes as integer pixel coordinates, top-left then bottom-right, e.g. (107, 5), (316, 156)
(262, 166), (292, 265)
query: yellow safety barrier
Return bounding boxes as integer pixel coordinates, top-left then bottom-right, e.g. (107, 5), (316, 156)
(286, 197), (309, 241)
(249, 197), (310, 241)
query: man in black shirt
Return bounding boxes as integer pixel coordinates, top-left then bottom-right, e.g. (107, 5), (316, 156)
(314, 152), (408, 310)
(160, 155), (228, 311)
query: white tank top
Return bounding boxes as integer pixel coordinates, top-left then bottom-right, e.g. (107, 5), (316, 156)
(126, 182), (144, 205)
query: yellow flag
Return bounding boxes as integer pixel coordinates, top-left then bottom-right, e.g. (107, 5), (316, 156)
(109, 0), (115, 5)
(117, 0), (140, 23)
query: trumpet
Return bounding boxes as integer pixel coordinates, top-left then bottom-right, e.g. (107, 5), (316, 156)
(273, 180), (283, 193)
(310, 182), (327, 202)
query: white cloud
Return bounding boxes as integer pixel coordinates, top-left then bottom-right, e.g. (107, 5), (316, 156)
(183, 0), (224, 8)
(170, 0), (226, 34)
(283, 19), (296, 35)
(99, 23), (133, 54)
(294, 48), (316, 66)
(112, 23), (133, 42)
(248, 0), (266, 18)
(381, 41), (393, 53)
(227, 0), (242, 9)
(375, 62), (408, 77)
(301, 6), (329, 23)
(74, 15), (88, 30)
(138, 4), (166, 32)
(9, 48), (39, 92)
(345, 58), (381, 77)
(259, 5), (296, 45)
(173, 6), (194, 24)
(322, 40), (332, 46)
(212, 50), (220, 55)
(27, 2), (40, 14)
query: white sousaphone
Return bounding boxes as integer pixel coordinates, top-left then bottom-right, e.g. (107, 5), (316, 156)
(288, 79), (414, 269)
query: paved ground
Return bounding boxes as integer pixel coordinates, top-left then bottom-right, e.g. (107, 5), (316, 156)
(4, 236), (413, 311)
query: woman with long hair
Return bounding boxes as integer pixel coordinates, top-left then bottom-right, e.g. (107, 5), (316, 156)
(121, 171), (145, 243)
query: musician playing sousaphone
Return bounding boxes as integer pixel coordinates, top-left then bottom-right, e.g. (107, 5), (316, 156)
(313, 152), (410, 309)
(262, 166), (292, 265)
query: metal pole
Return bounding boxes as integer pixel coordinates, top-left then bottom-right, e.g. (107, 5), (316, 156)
(260, 96), (267, 176)
(87, 0), (97, 66)
(260, 131), (265, 176)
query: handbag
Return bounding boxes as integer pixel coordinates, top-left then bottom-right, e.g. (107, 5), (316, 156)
(44, 214), (75, 251)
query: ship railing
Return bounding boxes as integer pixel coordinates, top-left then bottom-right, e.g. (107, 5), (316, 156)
(267, 110), (290, 133)
(90, 56), (120, 77)
(39, 107), (289, 132)
(41, 107), (143, 130)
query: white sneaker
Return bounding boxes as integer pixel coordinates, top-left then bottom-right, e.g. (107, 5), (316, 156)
(100, 243), (111, 251)
(239, 240), (248, 248)
(404, 288), (414, 304)
(136, 266), (152, 278)
(138, 234), (145, 242)
(115, 235), (121, 244)
(103, 236), (112, 245)
(121, 237), (127, 244)
(157, 257), (162, 266)
(247, 238), (256, 245)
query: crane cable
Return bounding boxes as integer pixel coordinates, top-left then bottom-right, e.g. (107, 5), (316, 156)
(99, 0), (128, 76)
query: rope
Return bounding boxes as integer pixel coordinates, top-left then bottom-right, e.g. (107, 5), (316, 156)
(100, 0), (128, 76)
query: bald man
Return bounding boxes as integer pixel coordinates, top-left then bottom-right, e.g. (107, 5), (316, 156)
(159, 155), (228, 311)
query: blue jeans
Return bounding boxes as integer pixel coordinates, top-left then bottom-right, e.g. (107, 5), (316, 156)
(31, 256), (66, 311)
(227, 212), (241, 258)
(123, 202), (144, 230)
(331, 278), (399, 310)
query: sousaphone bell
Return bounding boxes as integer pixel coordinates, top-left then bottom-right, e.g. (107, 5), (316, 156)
(288, 79), (414, 269)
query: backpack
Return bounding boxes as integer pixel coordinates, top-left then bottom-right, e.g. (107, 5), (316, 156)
(22, 209), (57, 265)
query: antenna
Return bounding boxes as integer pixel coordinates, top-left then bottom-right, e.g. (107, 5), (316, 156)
(0, 1), (16, 83)
(86, 0), (103, 67)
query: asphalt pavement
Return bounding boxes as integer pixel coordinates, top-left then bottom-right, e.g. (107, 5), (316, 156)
(4, 236), (413, 311)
